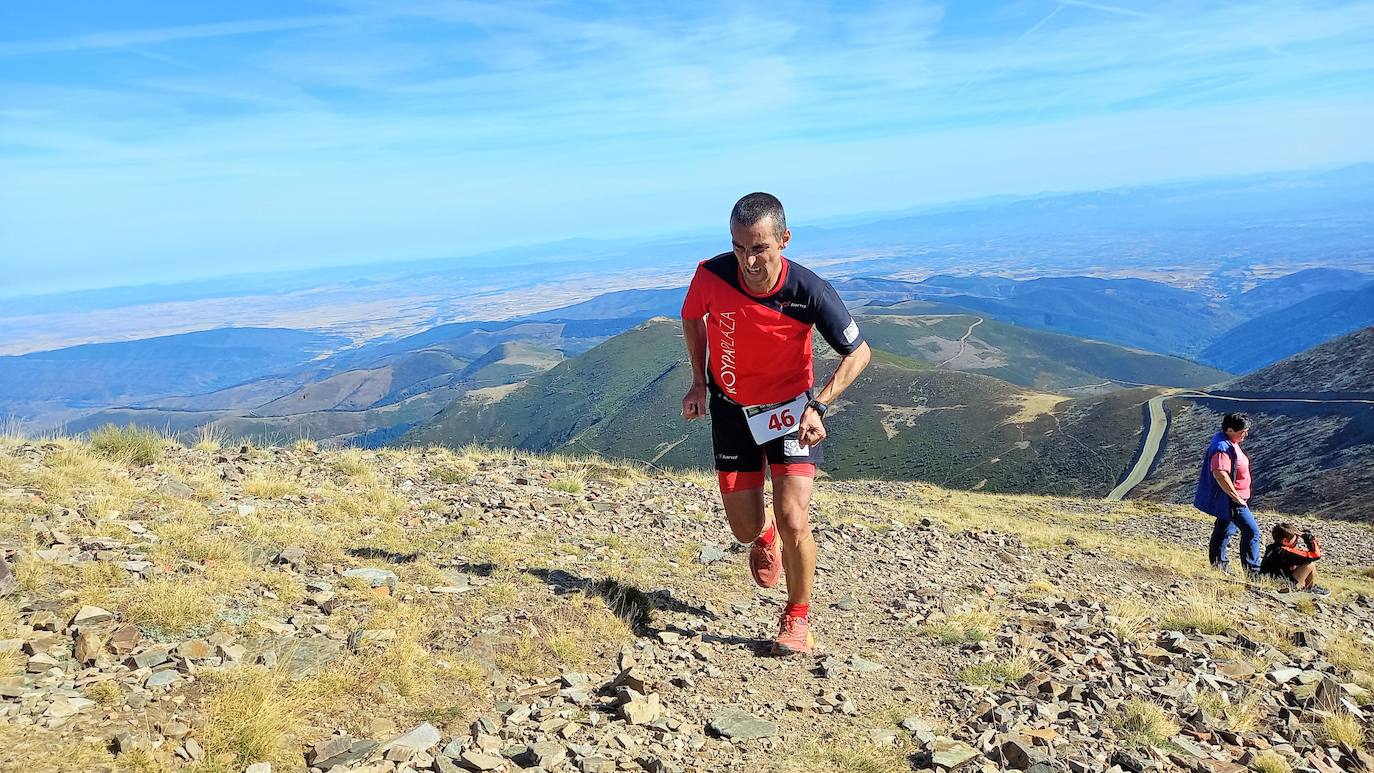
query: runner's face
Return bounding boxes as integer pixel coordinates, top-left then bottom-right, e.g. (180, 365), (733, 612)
(731, 218), (790, 292)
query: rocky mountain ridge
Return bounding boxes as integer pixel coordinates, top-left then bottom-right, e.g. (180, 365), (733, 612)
(3, 435), (1374, 771)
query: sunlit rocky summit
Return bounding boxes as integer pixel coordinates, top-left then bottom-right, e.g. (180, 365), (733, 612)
(2, 432), (1374, 772)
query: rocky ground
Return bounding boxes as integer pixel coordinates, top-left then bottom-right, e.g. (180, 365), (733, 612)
(3, 433), (1374, 772)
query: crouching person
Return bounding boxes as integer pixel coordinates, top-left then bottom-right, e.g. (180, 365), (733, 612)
(1260, 522), (1329, 596)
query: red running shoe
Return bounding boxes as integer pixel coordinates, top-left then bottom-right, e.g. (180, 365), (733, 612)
(749, 526), (782, 588)
(772, 613), (814, 656)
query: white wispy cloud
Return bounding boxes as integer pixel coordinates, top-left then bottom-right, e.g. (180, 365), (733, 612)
(1, 0), (1372, 293)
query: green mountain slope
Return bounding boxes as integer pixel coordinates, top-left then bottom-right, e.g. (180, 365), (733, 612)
(853, 313), (1229, 392)
(403, 319), (1156, 496)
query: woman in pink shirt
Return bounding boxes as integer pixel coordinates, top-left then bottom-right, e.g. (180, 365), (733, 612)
(1195, 413), (1261, 575)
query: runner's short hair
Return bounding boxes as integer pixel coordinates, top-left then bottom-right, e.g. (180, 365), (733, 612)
(731, 192), (787, 240)
(1221, 413), (1250, 432)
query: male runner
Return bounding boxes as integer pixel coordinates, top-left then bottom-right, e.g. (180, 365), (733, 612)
(680, 192), (871, 656)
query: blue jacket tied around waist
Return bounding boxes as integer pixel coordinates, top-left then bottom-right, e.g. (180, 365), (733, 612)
(1194, 431), (1238, 519)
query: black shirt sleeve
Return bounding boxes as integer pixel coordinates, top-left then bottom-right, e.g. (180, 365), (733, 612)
(813, 280), (864, 356)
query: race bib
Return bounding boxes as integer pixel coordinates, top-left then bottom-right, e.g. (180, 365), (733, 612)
(744, 392), (809, 446)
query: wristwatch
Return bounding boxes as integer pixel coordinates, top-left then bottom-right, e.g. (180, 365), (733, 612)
(806, 399), (828, 418)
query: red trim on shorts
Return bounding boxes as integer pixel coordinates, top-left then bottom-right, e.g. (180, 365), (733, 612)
(771, 463), (816, 479)
(718, 470), (765, 493)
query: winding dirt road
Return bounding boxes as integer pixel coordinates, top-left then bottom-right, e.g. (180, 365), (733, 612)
(936, 317), (984, 368)
(1106, 390), (1374, 501)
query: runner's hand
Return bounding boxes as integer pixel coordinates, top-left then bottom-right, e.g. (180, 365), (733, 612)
(798, 407), (826, 447)
(682, 383), (707, 420)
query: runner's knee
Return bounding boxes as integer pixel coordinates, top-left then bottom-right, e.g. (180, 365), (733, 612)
(774, 516), (813, 547)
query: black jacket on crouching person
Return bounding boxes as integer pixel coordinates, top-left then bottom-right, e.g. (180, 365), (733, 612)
(1259, 532), (1322, 579)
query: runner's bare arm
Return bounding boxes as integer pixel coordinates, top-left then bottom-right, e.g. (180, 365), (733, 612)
(682, 317), (708, 420)
(814, 341), (870, 405)
(798, 341), (871, 445)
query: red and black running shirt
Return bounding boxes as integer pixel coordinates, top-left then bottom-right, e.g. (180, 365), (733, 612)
(681, 253), (864, 406)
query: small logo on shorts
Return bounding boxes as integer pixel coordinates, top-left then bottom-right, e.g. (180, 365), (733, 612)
(782, 437), (809, 457)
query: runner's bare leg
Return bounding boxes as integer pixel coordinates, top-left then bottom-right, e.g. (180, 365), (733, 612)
(773, 475), (815, 606)
(723, 489), (768, 544)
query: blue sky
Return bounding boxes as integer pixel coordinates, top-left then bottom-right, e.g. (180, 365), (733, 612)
(2, 1), (1373, 296)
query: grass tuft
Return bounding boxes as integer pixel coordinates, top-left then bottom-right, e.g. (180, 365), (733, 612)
(769, 742), (911, 773)
(1160, 589), (1233, 635)
(921, 606), (1000, 645)
(83, 680), (122, 707)
(1194, 689), (1261, 732)
(121, 578), (221, 638)
(192, 424), (228, 452)
(243, 475), (303, 499)
(958, 654), (1031, 687)
(89, 424), (168, 466)
(199, 665), (312, 769)
(1107, 597), (1153, 640)
(1323, 712), (1365, 746)
(1251, 751), (1292, 773)
(1112, 700), (1179, 747)
(550, 475), (585, 495)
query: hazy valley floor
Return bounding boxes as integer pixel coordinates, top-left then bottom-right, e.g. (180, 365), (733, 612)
(2, 435), (1374, 772)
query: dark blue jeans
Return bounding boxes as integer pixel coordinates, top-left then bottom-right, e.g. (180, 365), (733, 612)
(1209, 505), (1260, 574)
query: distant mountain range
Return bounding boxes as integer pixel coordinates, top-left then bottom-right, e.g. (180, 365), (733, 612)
(1200, 279), (1374, 373)
(0, 328), (346, 431)
(6, 265), (1372, 453)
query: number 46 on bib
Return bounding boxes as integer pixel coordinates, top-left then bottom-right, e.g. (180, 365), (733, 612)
(743, 392), (810, 446)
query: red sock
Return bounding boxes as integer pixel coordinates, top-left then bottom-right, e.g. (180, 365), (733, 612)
(757, 523), (777, 546)
(784, 602), (809, 620)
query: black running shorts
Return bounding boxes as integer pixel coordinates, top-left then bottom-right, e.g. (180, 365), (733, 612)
(708, 389), (823, 472)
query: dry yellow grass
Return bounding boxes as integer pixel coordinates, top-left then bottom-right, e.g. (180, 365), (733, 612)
(198, 665), (315, 770)
(83, 680), (122, 707)
(331, 449), (374, 480)
(958, 654), (1032, 687)
(1106, 597), (1153, 641)
(550, 475), (586, 494)
(1113, 700), (1179, 747)
(89, 424), (169, 467)
(192, 424), (228, 453)
(0, 649), (22, 678)
(1250, 751), (1293, 773)
(1328, 633), (1374, 678)
(0, 728), (114, 773)
(1161, 589), (1234, 635)
(1194, 689), (1261, 732)
(242, 474), (304, 499)
(922, 606), (1001, 645)
(1323, 712), (1365, 746)
(120, 577), (222, 637)
(771, 742), (913, 773)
